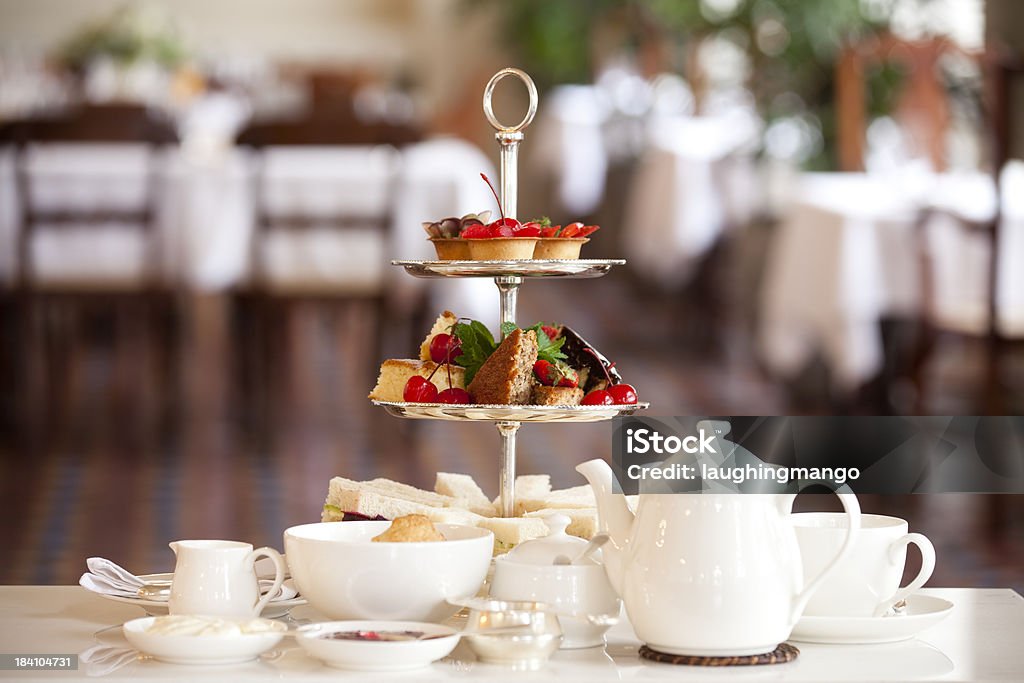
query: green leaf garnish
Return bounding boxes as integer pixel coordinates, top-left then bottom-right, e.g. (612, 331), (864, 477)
(530, 323), (567, 364)
(454, 321), (498, 384)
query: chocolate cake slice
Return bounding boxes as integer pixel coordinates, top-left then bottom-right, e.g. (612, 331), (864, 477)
(558, 326), (622, 393)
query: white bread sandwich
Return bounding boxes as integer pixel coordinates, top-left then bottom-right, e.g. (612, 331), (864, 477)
(514, 484), (595, 516)
(321, 476), (482, 526)
(434, 472), (496, 517)
(321, 472), (608, 553)
(476, 517), (551, 554)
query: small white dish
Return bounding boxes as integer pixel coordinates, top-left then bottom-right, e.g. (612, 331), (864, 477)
(97, 574), (306, 618)
(295, 620), (459, 671)
(791, 594), (954, 644)
(122, 616), (286, 665)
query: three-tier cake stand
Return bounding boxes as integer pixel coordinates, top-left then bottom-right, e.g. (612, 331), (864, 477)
(373, 68), (648, 517)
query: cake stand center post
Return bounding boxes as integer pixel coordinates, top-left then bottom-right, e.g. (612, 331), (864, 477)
(495, 420), (521, 517)
(495, 276), (523, 335)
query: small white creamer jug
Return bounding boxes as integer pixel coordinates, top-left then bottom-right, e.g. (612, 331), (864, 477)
(168, 540), (285, 618)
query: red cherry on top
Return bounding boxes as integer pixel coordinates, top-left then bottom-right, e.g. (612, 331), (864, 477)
(608, 383), (638, 404)
(581, 389), (614, 405)
(437, 388), (472, 404)
(403, 376), (439, 402)
(429, 333), (462, 364)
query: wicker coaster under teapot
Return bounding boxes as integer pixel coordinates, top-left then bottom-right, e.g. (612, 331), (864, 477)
(639, 642), (799, 667)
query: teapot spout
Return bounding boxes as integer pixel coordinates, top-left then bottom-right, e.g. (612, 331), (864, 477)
(576, 459), (634, 596)
(169, 541), (180, 555)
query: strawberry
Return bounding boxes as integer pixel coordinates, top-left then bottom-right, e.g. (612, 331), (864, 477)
(576, 224), (600, 237)
(540, 325), (560, 342)
(561, 222), (584, 238)
(540, 225), (562, 237)
(513, 224), (541, 237)
(532, 359), (578, 388)
(488, 219), (518, 237)
(533, 359), (553, 385)
(461, 224), (491, 239)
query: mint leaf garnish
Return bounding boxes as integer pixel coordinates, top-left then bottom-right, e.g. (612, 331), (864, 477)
(454, 321), (498, 384)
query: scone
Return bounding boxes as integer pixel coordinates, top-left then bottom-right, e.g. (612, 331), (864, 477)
(372, 514), (445, 542)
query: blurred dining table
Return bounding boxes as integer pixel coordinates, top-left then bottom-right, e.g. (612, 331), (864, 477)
(759, 163), (1024, 391)
(0, 135), (500, 322)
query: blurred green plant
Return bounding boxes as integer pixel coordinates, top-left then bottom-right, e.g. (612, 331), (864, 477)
(469, 0), (902, 168)
(58, 4), (187, 72)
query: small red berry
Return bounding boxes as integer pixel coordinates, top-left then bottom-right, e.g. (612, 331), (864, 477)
(437, 388), (472, 404)
(429, 333), (462, 364)
(581, 389), (614, 405)
(533, 359), (554, 386)
(608, 383), (638, 404)
(540, 325), (560, 341)
(403, 376), (439, 402)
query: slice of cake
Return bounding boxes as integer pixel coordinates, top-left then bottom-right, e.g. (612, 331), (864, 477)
(467, 328), (538, 404)
(368, 359), (465, 402)
(532, 385), (584, 406)
(419, 310), (459, 361)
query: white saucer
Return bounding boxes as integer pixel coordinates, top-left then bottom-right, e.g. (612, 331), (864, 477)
(97, 573), (306, 619)
(295, 620), (460, 672)
(790, 595), (954, 644)
(122, 616), (286, 665)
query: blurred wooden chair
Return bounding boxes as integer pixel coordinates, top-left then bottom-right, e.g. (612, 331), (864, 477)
(8, 104), (180, 441)
(232, 141), (402, 433)
(838, 37), (1024, 412)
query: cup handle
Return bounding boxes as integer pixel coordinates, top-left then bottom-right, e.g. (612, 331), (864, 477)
(873, 533), (935, 617)
(788, 487), (862, 626)
(247, 547), (286, 617)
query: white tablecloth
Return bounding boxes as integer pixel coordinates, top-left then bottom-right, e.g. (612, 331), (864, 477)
(623, 112), (761, 288)
(0, 137), (498, 319)
(760, 165), (1024, 390)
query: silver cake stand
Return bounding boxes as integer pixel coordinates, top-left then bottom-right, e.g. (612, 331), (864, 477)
(375, 68), (647, 517)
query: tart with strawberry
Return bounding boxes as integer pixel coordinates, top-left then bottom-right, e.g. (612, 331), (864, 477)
(529, 219), (601, 260)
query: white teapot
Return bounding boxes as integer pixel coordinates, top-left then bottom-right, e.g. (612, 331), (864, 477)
(576, 428), (860, 656)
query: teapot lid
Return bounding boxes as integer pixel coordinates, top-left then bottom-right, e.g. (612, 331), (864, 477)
(504, 514), (590, 565)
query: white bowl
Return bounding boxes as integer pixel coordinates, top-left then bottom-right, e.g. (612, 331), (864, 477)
(284, 521), (493, 622)
(490, 559), (621, 648)
(122, 616), (286, 665)
(296, 620), (459, 671)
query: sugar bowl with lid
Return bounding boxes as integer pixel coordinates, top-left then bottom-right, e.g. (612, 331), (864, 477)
(490, 514), (621, 648)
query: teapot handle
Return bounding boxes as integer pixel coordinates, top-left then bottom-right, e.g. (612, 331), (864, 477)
(788, 485), (861, 626)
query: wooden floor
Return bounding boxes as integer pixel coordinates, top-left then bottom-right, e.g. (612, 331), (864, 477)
(1, 264), (1022, 592)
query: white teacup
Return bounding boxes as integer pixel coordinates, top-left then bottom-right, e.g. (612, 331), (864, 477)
(792, 513), (935, 618)
(168, 540), (286, 618)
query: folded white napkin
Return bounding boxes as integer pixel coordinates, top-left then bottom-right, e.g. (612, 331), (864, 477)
(79, 557), (298, 601)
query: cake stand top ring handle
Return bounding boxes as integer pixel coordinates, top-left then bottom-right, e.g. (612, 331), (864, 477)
(483, 68), (538, 134)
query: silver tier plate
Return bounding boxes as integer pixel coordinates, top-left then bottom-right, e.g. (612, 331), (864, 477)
(392, 259), (626, 279)
(372, 400), (649, 422)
